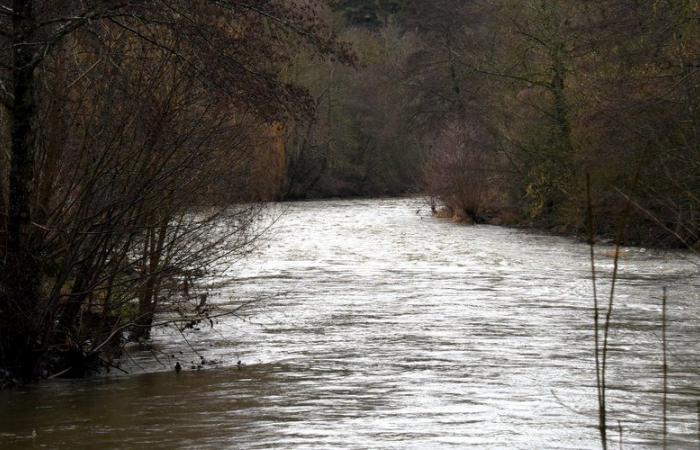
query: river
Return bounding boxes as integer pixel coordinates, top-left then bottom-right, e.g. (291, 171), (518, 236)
(1, 198), (699, 449)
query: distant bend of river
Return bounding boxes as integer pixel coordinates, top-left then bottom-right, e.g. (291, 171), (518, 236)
(1, 198), (699, 449)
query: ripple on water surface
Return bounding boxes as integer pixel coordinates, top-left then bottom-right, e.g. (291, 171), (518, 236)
(1, 198), (699, 449)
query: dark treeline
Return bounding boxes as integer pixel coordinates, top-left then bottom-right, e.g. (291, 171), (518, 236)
(298, 0), (698, 248)
(408, 0), (699, 248)
(280, 1), (421, 198)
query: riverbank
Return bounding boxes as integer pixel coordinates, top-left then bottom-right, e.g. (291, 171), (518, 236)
(431, 202), (699, 251)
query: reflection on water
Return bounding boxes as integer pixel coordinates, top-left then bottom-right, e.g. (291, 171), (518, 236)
(1, 198), (699, 449)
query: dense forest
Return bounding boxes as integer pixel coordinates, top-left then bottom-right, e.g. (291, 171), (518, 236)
(1, 0), (698, 385)
(320, 0), (699, 249)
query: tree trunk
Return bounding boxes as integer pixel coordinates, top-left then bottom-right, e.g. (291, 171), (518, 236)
(8, 0), (37, 255)
(551, 46), (573, 159)
(1, 0), (42, 380)
(133, 217), (168, 340)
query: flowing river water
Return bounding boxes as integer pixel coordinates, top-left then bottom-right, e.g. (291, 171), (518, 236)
(1, 198), (699, 449)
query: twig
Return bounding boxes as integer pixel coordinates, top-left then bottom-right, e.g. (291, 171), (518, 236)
(696, 400), (699, 449)
(662, 287), (668, 450)
(587, 173), (607, 449)
(47, 367), (72, 379)
(618, 420), (623, 449)
(550, 389), (591, 417)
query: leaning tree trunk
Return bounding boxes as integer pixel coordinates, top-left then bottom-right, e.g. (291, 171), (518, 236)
(1, 0), (42, 380)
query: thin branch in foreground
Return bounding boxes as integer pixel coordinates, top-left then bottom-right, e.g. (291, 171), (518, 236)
(586, 173), (606, 449)
(662, 286), (668, 450)
(618, 420), (623, 450)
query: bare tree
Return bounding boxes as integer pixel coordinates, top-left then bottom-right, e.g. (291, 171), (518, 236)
(0, 0), (351, 382)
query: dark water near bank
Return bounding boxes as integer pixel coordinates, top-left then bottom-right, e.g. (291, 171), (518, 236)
(1, 198), (699, 449)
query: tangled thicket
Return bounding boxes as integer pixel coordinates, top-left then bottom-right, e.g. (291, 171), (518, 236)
(0, 0), (351, 383)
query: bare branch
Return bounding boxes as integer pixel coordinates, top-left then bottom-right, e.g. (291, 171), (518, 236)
(0, 76), (12, 110)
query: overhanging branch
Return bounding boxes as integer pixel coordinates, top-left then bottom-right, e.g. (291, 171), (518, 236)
(29, 1), (143, 69)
